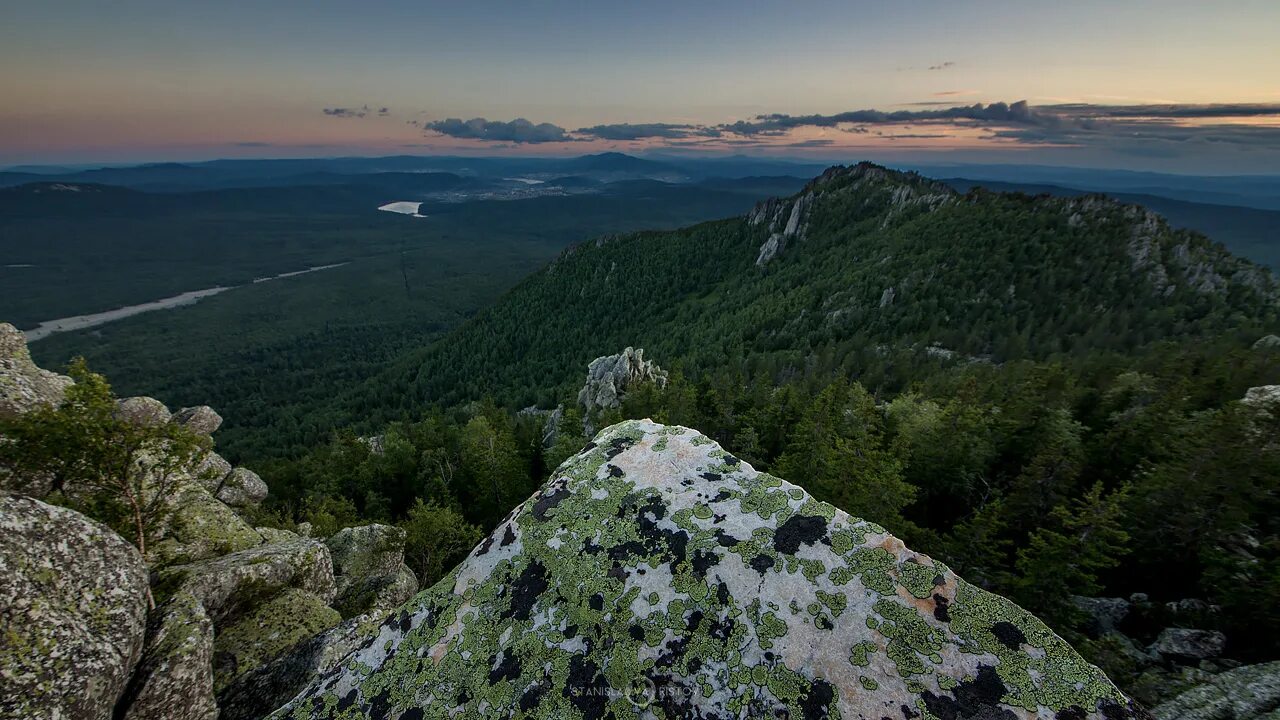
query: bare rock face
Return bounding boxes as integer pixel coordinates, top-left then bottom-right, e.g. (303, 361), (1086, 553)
(1150, 628), (1227, 662)
(0, 493), (150, 720)
(172, 406), (224, 436)
(1153, 661), (1280, 720)
(326, 524), (419, 618)
(218, 612), (387, 720)
(157, 538), (337, 625)
(0, 322), (72, 419)
(216, 467), (269, 508)
(118, 591), (219, 720)
(114, 396), (173, 427)
(274, 420), (1147, 720)
(577, 347), (668, 411)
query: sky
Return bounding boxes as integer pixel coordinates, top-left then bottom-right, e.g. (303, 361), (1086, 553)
(2, 0), (1278, 172)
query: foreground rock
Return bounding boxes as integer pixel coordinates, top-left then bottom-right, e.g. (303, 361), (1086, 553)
(1153, 661), (1280, 720)
(577, 347), (668, 410)
(0, 493), (150, 720)
(275, 420), (1147, 719)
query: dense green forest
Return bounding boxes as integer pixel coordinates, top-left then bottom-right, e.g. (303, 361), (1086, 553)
(26, 178), (804, 460)
(333, 164), (1276, 428)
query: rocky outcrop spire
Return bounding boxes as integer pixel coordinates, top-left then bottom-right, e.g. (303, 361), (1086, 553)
(275, 420), (1149, 719)
(577, 347), (668, 410)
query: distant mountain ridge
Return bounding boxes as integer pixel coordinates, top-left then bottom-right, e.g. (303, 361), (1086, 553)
(355, 162), (1277, 415)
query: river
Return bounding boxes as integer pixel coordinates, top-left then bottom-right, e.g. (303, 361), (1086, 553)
(23, 263), (348, 342)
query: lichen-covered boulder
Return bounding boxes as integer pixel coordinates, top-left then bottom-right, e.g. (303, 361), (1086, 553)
(0, 492), (149, 720)
(212, 589), (342, 693)
(172, 405), (223, 436)
(258, 526), (301, 543)
(1152, 661), (1280, 720)
(150, 480), (263, 567)
(216, 466), (269, 508)
(326, 524), (417, 618)
(157, 538), (336, 624)
(117, 591), (218, 720)
(114, 396), (172, 427)
(330, 562), (419, 619)
(219, 612), (386, 720)
(0, 322), (72, 419)
(274, 420), (1147, 720)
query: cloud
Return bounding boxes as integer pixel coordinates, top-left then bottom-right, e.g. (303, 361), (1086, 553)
(928, 61), (956, 71)
(576, 122), (718, 140)
(723, 101), (1052, 135)
(425, 117), (573, 143)
(324, 105), (370, 119)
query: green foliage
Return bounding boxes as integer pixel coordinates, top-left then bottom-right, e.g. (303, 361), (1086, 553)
(399, 500), (483, 588)
(0, 358), (210, 559)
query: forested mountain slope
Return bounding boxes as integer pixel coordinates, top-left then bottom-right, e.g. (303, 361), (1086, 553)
(360, 163), (1278, 416)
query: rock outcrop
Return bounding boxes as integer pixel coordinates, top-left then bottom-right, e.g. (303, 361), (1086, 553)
(275, 420), (1147, 719)
(0, 322), (72, 418)
(326, 524), (419, 618)
(119, 591), (219, 720)
(577, 347), (668, 411)
(1153, 661), (1280, 720)
(0, 493), (150, 720)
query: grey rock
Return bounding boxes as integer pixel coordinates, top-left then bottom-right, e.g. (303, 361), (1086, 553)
(257, 526), (300, 543)
(149, 480), (263, 567)
(1153, 661), (1280, 720)
(0, 322), (72, 419)
(0, 493), (149, 720)
(330, 563), (419, 619)
(114, 396), (172, 427)
(117, 591), (218, 720)
(190, 451), (232, 493)
(1254, 334), (1280, 350)
(1072, 596), (1132, 638)
(1151, 627), (1227, 661)
(216, 467), (269, 508)
(172, 406), (223, 436)
(157, 538), (336, 624)
(218, 612), (386, 720)
(211, 588), (341, 693)
(327, 525), (416, 617)
(274, 420), (1147, 720)
(576, 347), (668, 411)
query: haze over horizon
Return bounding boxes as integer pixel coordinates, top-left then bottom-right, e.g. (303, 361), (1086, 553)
(3, 0), (1279, 173)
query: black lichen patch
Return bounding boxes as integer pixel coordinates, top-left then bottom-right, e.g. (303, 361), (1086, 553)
(920, 664), (1016, 720)
(500, 524), (517, 547)
(1099, 699), (1153, 720)
(990, 621), (1027, 651)
(774, 514), (828, 554)
(519, 681), (548, 712)
(1054, 707), (1087, 720)
(690, 548), (720, 578)
(532, 486), (571, 520)
(750, 554), (775, 574)
(715, 530), (740, 547)
(564, 655), (609, 720)
(628, 623), (646, 641)
(488, 651), (523, 685)
(607, 464), (625, 478)
(799, 678), (836, 720)
(604, 435), (635, 459)
(503, 561), (549, 622)
(701, 472), (722, 482)
(933, 593), (951, 623)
